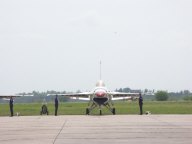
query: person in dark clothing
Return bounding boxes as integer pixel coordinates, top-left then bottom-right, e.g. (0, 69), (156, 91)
(139, 93), (143, 115)
(9, 97), (14, 117)
(55, 95), (59, 116)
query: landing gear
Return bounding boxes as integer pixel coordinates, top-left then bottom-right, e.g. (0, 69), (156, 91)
(99, 109), (102, 115)
(86, 108), (89, 115)
(112, 108), (116, 115)
(85, 101), (116, 115)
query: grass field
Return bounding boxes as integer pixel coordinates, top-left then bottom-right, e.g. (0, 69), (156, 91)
(0, 101), (192, 116)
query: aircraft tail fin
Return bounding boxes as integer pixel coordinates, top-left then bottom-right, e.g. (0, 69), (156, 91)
(99, 60), (102, 80)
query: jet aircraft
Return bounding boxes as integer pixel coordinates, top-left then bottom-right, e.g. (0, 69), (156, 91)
(48, 80), (139, 115)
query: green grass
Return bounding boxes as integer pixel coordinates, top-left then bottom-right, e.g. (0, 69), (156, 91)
(0, 101), (192, 116)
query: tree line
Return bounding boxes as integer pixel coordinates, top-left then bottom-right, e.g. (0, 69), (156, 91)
(1, 88), (191, 103)
(116, 88), (192, 101)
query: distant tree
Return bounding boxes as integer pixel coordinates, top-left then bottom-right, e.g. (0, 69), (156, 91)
(180, 91), (183, 95)
(123, 87), (131, 92)
(155, 91), (168, 101)
(184, 90), (190, 95)
(76, 90), (81, 93)
(144, 89), (148, 93)
(117, 88), (123, 92)
(183, 96), (192, 101)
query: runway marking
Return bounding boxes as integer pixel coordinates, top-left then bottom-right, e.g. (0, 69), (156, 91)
(53, 119), (67, 144)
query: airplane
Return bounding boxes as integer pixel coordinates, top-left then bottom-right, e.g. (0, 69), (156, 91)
(48, 61), (140, 115)
(47, 80), (140, 115)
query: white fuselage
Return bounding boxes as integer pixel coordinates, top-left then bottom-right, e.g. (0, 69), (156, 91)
(91, 81), (111, 105)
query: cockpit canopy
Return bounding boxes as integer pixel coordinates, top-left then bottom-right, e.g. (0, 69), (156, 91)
(96, 80), (105, 87)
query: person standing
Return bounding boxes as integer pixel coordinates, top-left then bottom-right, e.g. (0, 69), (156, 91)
(139, 93), (143, 115)
(55, 95), (59, 116)
(9, 97), (14, 117)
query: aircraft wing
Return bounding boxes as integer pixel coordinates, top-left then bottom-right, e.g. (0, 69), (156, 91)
(108, 92), (139, 101)
(0, 94), (33, 99)
(47, 92), (92, 101)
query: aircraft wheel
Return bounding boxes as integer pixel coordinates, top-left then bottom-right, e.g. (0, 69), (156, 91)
(99, 109), (102, 115)
(112, 108), (116, 115)
(86, 108), (89, 115)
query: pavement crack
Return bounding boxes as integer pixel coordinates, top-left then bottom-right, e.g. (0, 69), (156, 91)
(53, 120), (67, 144)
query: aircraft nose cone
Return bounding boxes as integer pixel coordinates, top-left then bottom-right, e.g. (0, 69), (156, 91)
(96, 91), (106, 97)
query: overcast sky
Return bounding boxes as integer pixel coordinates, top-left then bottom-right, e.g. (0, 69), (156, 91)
(0, 0), (191, 94)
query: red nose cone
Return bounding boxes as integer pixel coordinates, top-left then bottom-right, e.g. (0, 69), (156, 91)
(96, 91), (106, 97)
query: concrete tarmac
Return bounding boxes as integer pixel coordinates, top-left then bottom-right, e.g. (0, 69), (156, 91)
(0, 115), (192, 144)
